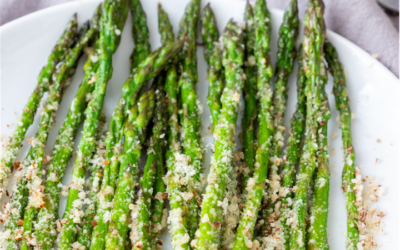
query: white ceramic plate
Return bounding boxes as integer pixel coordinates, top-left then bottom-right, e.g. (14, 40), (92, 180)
(1, 0), (399, 249)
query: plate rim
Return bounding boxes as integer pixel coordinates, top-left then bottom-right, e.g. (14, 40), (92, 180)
(1, 0), (398, 83)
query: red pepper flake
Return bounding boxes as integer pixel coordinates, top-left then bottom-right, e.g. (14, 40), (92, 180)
(39, 201), (46, 208)
(157, 240), (163, 246)
(165, 99), (169, 103)
(347, 146), (353, 154)
(377, 139), (381, 143)
(268, 213), (278, 223)
(320, 121), (327, 126)
(338, 80), (343, 85)
(359, 212), (367, 222)
(17, 219), (24, 226)
(14, 161), (21, 169)
(91, 214), (95, 218)
(340, 104), (345, 109)
(213, 222), (221, 228)
(103, 160), (110, 166)
(161, 193), (168, 199)
(92, 221), (98, 227)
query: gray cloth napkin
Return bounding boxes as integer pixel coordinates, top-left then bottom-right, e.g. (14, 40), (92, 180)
(268, 0), (399, 77)
(1, 0), (399, 77)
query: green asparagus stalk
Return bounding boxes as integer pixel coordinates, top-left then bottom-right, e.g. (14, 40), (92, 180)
(162, 28), (191, 249)
(147, 5), (174, 248)
(307, 95), (330, 250)
(232, 0), (274, 248)
(324, 41), (359, 250)
(164, 63), (191, 249)
(158, 3), (175, 45)
(19, 21), (97, 250)
(157, 7), (190, 248)
(149, 148), (168, 250)
(178, 0), (201, 84)
(0, 15), (78, 199)
(89, 40), (185, 250)
(196, 21), (244, 250)
(259, 0), (299, 238)
(278, 46), (307, 249)
(75, 114), (108, 249)
(178, 0), (203, 241)
(105, 89), (155, 250)
(289, 0), (327, 248)
(200, 4), (224, 132)
(241, 3), (258, 190)
(130, 85), (167, 250)
(57, 1), (130, 248)
(130, 0), (151, 71)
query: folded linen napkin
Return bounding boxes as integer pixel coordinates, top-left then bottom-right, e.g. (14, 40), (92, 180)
(1, 0), (398, 77)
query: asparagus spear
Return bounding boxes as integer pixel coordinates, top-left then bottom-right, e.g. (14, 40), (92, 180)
(130, 84), (167, 250)
(307, 94), (330, 250)
(164, 64), (191, 250)
(289, 0), (327, 248)
(19, 21), (96, 250)
(196, 21), (244, 250)
(89, 40), (185, 250)
(178, 0), (201, 84)
(57, 1), (130, 248)
(259, 0), (299, 238)
(200, 4), (224, 132)
(241, 3), (257, 190)
(324, 41), (359, 250)
(232, 0), (274, 248)
(157, 7), (192, 248)
(278, 46), (307, 249)
(147, 5), (174, 248)
(178, 0), (203, 241)
(130, 0), (151, 72)
(75, 114), (108, 249)
(159, 7), (191, 244)
(149, 149), (168, 250)
(0, 15), (78, 199)
(158, 3), (175, 46)
(105, 89), (155, 250)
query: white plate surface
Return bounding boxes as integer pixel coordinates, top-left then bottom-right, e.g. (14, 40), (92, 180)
(1, 0), (399, 249)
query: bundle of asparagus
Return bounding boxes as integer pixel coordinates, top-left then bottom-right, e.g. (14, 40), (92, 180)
(0, 0), (382, 249)
(0, 15), (79, 201)
(1, 14), (98, 250)
(57, 1), (130, 248)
